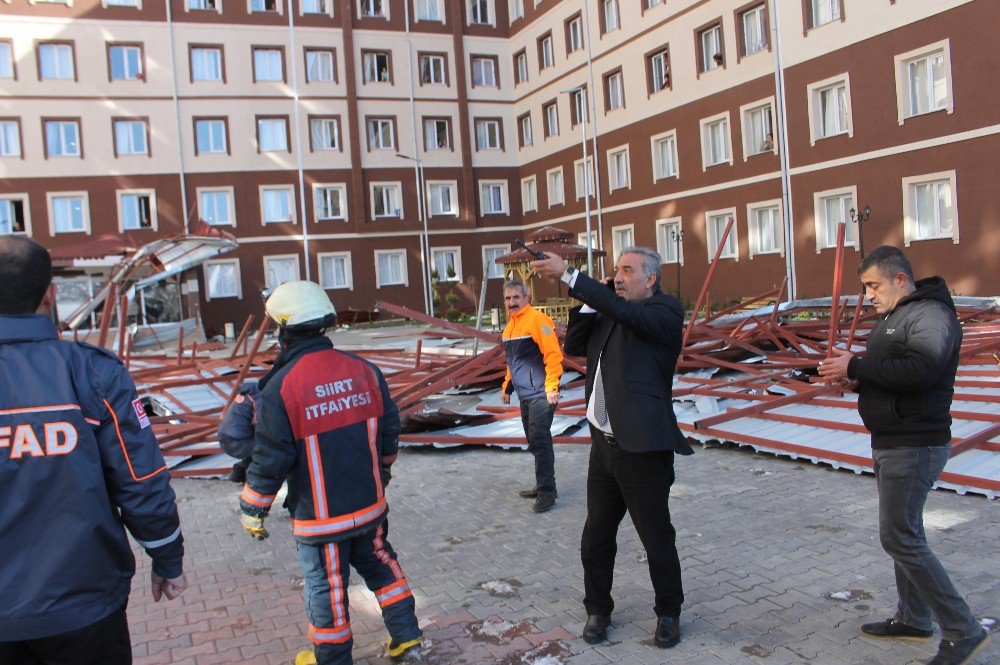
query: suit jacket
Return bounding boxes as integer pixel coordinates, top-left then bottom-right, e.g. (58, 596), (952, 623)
(564, 272), (693, 455)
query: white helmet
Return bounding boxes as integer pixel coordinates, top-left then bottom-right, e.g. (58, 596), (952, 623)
(265, 280), (337, 329)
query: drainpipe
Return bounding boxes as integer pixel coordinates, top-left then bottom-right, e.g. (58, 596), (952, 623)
(164, 0), (190, 234)
(288, 1), (311, 279)
(403, 0), (432, 315)
(581, 0), (605, 277)
(770, 0), (796, 300)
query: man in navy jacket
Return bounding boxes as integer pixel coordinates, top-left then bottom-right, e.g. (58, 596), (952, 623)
(0, 236), (186, 664)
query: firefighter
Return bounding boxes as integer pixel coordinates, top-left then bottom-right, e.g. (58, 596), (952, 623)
(238, 281), (422, 664)
(217, 380), (260, 483)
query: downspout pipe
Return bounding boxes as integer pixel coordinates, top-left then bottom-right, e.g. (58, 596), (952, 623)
(770, 0), (796, 300)
(288, 2), (312, 279)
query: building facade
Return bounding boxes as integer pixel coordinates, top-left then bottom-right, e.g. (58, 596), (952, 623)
(1, 0), (997, 332)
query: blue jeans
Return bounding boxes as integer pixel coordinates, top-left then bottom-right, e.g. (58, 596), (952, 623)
(519, 397), (557, 496)
(873, 445), (981, 641)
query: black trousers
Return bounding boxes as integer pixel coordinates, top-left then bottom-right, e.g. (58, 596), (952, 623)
(0, 604), (131, 665)
(519, 397), (557, 496)
(581, 431), (683, 618)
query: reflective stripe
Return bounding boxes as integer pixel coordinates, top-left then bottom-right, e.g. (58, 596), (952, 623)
(367, 417), (383, 500)
(502, 334), (533, 342)
(135, 525), (182, 550)
(324, 543), (347, 627)
(373, 523), (405, 580)
(306, 435), (330, 520)
(292, 498), (387, 537)
(375, 579), (412, 607)
(240, 485), (276, 508)
(308, 624), (352, 644)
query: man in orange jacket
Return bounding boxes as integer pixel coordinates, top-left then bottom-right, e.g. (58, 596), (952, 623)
(500, 281), (563, 512)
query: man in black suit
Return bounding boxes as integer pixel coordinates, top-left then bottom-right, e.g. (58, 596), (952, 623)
(533, 246), (693, 649)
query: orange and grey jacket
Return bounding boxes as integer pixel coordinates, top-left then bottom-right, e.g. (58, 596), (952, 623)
(239, 335), (399, 545)
(501, 304), (563, 401)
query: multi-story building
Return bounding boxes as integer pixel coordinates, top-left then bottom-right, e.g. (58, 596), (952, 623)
(1, 0), (997, 333)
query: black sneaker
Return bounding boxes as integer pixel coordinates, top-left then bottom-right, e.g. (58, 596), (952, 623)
(861, 618), (934, 641)
(518, 488), (539, 498)
(925, 630), (990, 665)
(533, 495), (556, 513)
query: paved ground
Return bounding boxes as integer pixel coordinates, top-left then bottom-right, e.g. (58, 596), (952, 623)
(129, 442), (998, 665)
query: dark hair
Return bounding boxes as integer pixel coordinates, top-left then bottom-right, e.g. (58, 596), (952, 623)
(0, 236), (52, 314)
(857, 245), (914, 283)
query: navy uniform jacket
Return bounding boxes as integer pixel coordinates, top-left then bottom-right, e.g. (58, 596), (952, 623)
(218, 381), (260, 462)
(239, 335), (400, 545)
(0, 314), (184, 641)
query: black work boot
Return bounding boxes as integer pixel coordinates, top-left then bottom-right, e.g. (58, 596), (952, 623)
(654, 615), (681, 648)
(582, 615), (610, 644)
(533, 494), (556, 513)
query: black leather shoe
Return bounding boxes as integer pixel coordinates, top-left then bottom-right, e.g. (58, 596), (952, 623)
(582, 615), (610, 644)
(654, 615), (680, 648)
(861, 618), (934, 641)
(533, 495), (556, 513)
(925, 630), (990, 665)
(518, 488), (539, 498)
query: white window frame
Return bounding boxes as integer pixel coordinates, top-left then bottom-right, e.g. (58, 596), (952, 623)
(699, 111), (732, 170)
(650, 129), (679, 181)
(0, 42), (13, 80)
(108, 44), (143, 81)
(483, 244), (509, 279)
(611, 224), (634, 258)
(479, 180), (509, 215)
(374, 249), (408, 287)
(574, 156), (595, 200)
(809, 0), (841, 29)
(300, 0), (333, 16)
(313, 183), (347, 221)
(305, 49), (335, 83)
(117, 189), (157, 231)
(471, 56), (497, 88)
(259, 185), (296, 224)
(607, 144), (630, 191)
(114, 119), (148, 156)
(812, 185), (859, 253)
(258, 117), (289, 152)
(544, 102), (559, 137)
(607, 70), (624, 111)
(248, 0), (283, 13)
(186, 0), (222, 12)
(197, 186), (236, 226)
(47, 191), (91, 235)
(44, 120), (81, 158)
(521, 175), (537, 212)
(310, 117), (340, 151)
(511, 0), (524, 21)
(474, 118), (502, 150)
(741, 4), (767, 56)
(578, 230), (598, 252)
(699, 24), (723, 72)
(426, 180), (458, 216)
(103, 0), (143, 7)
(367, 118), (395, 151)
(739, 97), (776, 160)
(602, 0), (619, 33)
(515, 51), (528, 85)
(317, 252), (354, 290)
(540, 35), (554, 69)
(263, 254), (301, 291)
(359, 0), (388, 18)
(655, 217), (684, 266)
(567, 15), (584, 52)
(519, 114), (533, 148)
(893, 40), (954, 125)
(0, 120), (22, 158)
(546, 166), (564, 207)
(252, 48), (283, 82)
(191, 47), (223, 81)
(746, 199), (784, 259)
(705, 208), (739, 262)
(650, 48), (670, 93)
(195, 118), (227, 154)
(0, 194), (32, 236)
(806, 73), (853, 145)
(203, 259), (242, 300)
(902, 170), (959, 247)
(371, 181), (403, 218)
(420, 54), (446, 84)
(38, 43), (74, 80)
(468, 0), (492, 26)
(415, 0), (443, 21)
(431, 246), (463, 282)
(424, 118), (451, 150)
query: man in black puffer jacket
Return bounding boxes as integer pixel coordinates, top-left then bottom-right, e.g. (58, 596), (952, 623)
(820, 246), (988, 665)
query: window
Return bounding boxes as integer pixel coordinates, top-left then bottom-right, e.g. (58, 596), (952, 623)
(538, 33), (554, 70)
(423, 118), (451, 150)
(367, 117), (395, 151)
(611, 225), (633, 258)
(38, 43), (75, 80)
(546, 167), (564, 206)
(903, 172), (958, 246)
(0, 41), (14, 79)
(261, 186), (295, 223)
(543, 101), (559, 138)
(483, 245), (508, 279)
(741, 99), (775, 157)
(309, 117), (340, 151)
(518, 113), (532, 148)
(646, 0), (664, 7)
(807, 0), (842, 29)
(0, 195), (29, 235)
(474, 119), (502, 151)
(416, 0), (441, 21)
(813, 188), (857, 251)
(314, 184), (346, 221)
(252, 48), (284, 82)
(301, 0), (332, 14)
(362, 51), (391, 83)
(418, 53), (446, 85)
(601, 0), (619, 33)
(574, 157), (594, 200)
(187, 0), (218, 10)
(198, 187), (235, 226)
(578, 230), (597, 251)
(700, 113), (731, 168)
(432, 247), (462, 282)
(479, 180), (508, 215)
(656, 219), (683, 265)
(706, 210), (738, 260)
(0, 120), (22, 158)
(360, 0), (385, 17)
(604, 69), (624, 111)
(191, 46), (223, 82)
(305, 49), (335, 82)
(514, 50), (528, 84)
(257, 117), (289, 152)
(264, 256), (301, 290)
(113, 119), (148, 156)
(807, 74), (852, 144)
(318, 252), (353, 290)
(250, 0), (279, 13)
(469, 0), (491, 25)
(747, 201), (782, 257)
(698, 23), (724, 73)
(204, 260), (241, 300)
(44, 120), (81, 158)
(108, 44), (143, 81)
(570, 86), (587, 126)
(739, 5), (768, 57)
(521, 176), (537, 212)
(195, 118), (228, 154)
(471, 56), (497, 87)
(511, 0), (524, 21)
(372, 183), (401, 217)
(566, 14), (584, 53)
(427, 181), (457, 216)
(375, 250), (407, 287)
(648, 47), (670, 93)
(118, 190), (155, 230)
(48, 193), (89, 234)
(651, 130), (678, 180)
(607, 146), (630, 191)
(895, 41), (953, 123)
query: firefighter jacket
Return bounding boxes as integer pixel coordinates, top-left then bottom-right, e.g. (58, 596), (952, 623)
(501, 304), (563, 401)
(239, 335), (401, 545)
(0, 314), (184, 641)
(218, 381), (260, 462)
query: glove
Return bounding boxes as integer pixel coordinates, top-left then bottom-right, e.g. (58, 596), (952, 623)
(381, 464), (392, 487)
(240, 513), (269, 540)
